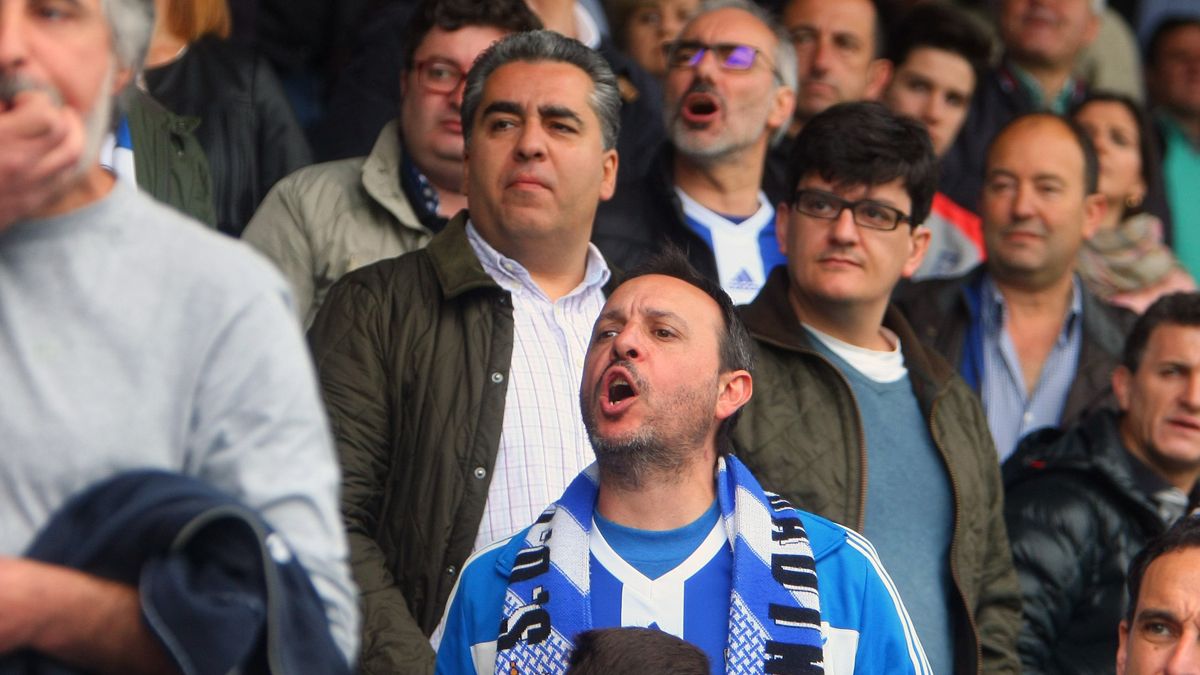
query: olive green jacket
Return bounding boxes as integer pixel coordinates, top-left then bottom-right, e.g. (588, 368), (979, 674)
(125, 88), (215, 227)
(309, 213), (511, 674)
(733, 269), (1022, 674)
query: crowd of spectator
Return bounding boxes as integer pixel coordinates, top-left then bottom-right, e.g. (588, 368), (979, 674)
(4, 0), (1200, 673)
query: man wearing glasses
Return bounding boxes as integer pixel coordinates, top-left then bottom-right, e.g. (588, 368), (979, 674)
(593, 0), (796, 304)
(243, 0), (541, 326)
(733, 102), (1023, 674)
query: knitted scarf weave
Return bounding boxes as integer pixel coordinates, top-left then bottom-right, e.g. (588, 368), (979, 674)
(494, 455), (825, 674)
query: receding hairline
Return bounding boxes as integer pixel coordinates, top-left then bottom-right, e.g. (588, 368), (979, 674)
(988, 116), (1087, 171)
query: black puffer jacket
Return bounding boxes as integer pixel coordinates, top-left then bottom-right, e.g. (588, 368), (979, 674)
(1003, 409), (1168, 674)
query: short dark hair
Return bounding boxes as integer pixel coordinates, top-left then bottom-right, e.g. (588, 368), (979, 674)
(786, 101), (938, 227)
(1071, 92), (1172, 226)
(462, 30), (622, 151)
(1146, 16), (1200, 67)
(400, 0), (542, 73)
(887, 3), (993, 88)
(988, 113), (1101, 195)
(567, 628), (710, 675)
(624, 247), (755, 455)
(1120, 292), (1200, 372)
(1125, 515), (1200, 622)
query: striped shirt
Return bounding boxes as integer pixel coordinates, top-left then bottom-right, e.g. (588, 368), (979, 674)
(466, 223), (609, 551)
(980, 275), (1083, 460)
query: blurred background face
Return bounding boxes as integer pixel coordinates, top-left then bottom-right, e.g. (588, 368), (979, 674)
(1149, 24), (1200, 120)
(622, 0), (700, 79)
(999, 0), (1099, 69)
(883, 46), (975, 157)
(1073, 100), (1145, 215)
(783, 0), (884, 122)
(400, 25), (508, 190)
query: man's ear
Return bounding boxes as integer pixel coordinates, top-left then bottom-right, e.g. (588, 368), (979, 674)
(1082, 192), (1107, 240)
(598, 148), (619, 202)
(901, 225), (932, 278)
(863, 58), (893, 100)
(775, 204), (791, 255)
(715, 370), (752, 421)
(1116, 619), (1130, 675)
(1113, 364), (1133, 412)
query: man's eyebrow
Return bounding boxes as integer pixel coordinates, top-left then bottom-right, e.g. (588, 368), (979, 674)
(644, 308), (688, 327)
(1135, 608), (1179, 624)
(482, 101), (523, 118)
(539, 104), (584, 127)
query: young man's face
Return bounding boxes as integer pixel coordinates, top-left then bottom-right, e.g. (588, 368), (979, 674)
(464, 59), (618, 257)
(776, 173), (928, 322)
(1117, 548), (1200, 674)
(400, 25), (509, 190)
(883, 46), (975, 158)
(1114, 323), (1200, 491)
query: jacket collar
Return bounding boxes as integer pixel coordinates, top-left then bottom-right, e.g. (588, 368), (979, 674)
(426, 211), (624, 301)
(361, 120), (424, 233)
(426, 211), (502, 300)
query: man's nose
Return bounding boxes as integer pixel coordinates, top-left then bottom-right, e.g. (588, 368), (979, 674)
(828, 205), (861, 245)
(611, 327), (642, 361)
(514, 122), (547, 161)
(1163, 631), (1200, 675)
(0, 6), (30, 72)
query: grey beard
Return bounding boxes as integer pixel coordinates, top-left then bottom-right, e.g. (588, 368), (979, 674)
(589, 429), (691, 492)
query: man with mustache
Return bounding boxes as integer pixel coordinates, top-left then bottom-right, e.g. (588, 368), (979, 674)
(244, 0), (541, 327)
(435, 250), (928, 674)
(898, 113), (1135, 462)
(307, 30), (620, 674)
(592, 0), (796, 305)
(734, 102), (1022, 674)
(0, 0), (358, 669)
(1004, 292), (1200, 672)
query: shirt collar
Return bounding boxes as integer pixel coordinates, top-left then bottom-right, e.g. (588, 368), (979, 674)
(981, 274), (1083, 346)
(1005, 60), (1079, 114)
(399, 154), (448, 233)
(465, 220), (610, 301)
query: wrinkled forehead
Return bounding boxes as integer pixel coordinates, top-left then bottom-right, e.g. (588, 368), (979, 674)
(681, 6), (778, 52)
(602, 275), (723, 331)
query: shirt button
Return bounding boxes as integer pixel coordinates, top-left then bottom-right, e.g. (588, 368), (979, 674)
(491, 372), (504, 384)
(473, 466), (487, 480)
(1023, 411), (1033, 425)
(446, 565), (457, 576)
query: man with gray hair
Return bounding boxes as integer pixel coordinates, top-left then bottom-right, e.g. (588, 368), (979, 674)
(0, 0), (358, 671)
(308, 29), (621, 674)
(593, 0), (796, 304)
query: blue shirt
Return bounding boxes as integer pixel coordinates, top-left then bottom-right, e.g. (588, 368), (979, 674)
(807, 332), (956, 675)
(979, 274), (1083, 460)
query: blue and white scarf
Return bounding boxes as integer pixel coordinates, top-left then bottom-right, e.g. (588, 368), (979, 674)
(495, 455), (825, 674)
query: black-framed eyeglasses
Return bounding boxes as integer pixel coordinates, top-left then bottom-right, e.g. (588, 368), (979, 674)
(414, 58), (467, 94)
(662, 40), (781, 81)
(791, 189), (912, 231)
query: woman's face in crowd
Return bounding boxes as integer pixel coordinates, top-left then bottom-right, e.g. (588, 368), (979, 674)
(623, 0), (700, 78)
(1074, 100), (1146, 208)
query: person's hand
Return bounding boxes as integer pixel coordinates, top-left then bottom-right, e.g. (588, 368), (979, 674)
(0, 90), (85, 231)
(0, 556), (50, 653)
